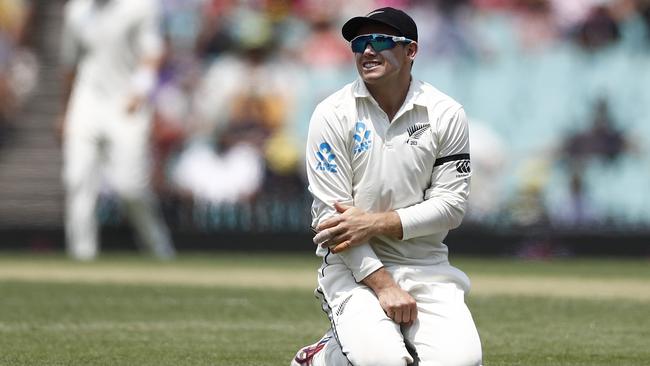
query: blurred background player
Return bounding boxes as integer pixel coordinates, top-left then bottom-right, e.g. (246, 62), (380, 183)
(58, 0), (175, 260)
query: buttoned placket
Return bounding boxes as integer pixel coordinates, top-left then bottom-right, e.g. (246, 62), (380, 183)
(386, 101), (417, 149)
(363, 97), (393, 149)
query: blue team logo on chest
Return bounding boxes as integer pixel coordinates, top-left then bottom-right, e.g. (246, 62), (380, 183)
(315, 142), (338, 173)
(353, 122), (372, 154)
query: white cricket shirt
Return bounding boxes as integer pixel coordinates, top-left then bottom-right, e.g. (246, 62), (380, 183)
(61, 0), (163, 99)
(306, 78), (472, 284)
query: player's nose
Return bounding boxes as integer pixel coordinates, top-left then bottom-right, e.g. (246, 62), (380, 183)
(363, 43), (377, 55)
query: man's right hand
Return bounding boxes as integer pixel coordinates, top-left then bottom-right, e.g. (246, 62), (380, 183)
(126, 94), (145, 115)
(362, 268), (417, 325)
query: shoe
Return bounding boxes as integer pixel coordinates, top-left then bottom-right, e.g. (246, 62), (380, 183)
(290, 331), (333, 366)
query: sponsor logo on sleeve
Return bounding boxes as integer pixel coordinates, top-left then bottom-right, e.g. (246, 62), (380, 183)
(353, 122), (372, 154)
(434, 153), (471, 177)
(405, 123), (430, 146)
(315, 142), (338, 173)
(456, 159), (471, 177)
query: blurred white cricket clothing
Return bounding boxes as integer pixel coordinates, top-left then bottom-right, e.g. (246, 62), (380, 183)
(61, 0), (163, 99)
(61, 0), (173, 260)
(307, 78), (472, 286)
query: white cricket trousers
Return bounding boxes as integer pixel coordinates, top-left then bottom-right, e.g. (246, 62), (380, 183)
(316, 255), (482, 366)
(62, 89), (174, 260)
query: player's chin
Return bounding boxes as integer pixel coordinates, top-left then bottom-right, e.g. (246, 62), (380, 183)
(359, 70), (386, 84)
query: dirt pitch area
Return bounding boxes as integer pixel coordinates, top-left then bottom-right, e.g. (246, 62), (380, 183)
(0, 260), (648, 301)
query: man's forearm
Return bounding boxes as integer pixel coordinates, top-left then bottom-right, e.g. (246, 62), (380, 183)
(57, 68), (76, 140)
(395, 192), (467, 241)
(61, 68), (76, 114)
(362, 266), (396, 292)
(314, 204), (404, 253)
(362, 266), (418, 325)
(371, 211), (403, 240)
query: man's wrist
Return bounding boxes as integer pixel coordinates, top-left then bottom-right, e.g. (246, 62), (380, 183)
(362, 267), (397, 293)
(372, 211), (403, 239)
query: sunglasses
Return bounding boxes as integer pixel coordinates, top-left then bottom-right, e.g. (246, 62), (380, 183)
(350, 33), (414, 53)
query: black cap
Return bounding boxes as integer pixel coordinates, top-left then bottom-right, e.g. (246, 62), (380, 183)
(342, 7), (418, 42)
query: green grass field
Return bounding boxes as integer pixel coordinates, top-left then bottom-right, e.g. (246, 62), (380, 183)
(0, 253), (649, 365)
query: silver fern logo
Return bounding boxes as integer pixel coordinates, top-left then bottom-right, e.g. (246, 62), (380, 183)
(406, 123), (430, 145)
(353, 122), (372, 154)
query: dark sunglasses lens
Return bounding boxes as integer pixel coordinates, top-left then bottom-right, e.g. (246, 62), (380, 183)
(351, 36), (371, 53)
(351, 35), (397, 53)
(370, 37), (395, 52)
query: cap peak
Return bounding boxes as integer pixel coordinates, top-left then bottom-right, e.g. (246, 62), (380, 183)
(366, 10), (384, 16)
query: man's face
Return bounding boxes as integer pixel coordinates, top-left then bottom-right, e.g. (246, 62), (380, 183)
(353, 24), (415, 85)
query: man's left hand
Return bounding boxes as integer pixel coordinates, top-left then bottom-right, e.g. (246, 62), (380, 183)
(314, 202), (388, 254)
(314, 202), (377, 253)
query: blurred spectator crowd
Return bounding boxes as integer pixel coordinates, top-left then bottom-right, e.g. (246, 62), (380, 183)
(0, 0), (37, 149)
(147, 0), (650, 233)
(7, 0), (650, 234)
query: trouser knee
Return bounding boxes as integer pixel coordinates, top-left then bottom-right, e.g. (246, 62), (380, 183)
(347, 348), (408, 366)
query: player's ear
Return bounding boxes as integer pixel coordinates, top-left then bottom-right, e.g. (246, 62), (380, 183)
(407, 42), (418, 61)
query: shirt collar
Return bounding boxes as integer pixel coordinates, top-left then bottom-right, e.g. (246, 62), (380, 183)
(352, 78), (428, 108)
(352, 78), (372, 98)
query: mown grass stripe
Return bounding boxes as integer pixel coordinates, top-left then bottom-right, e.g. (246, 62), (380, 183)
(0, 264), (648, 300)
